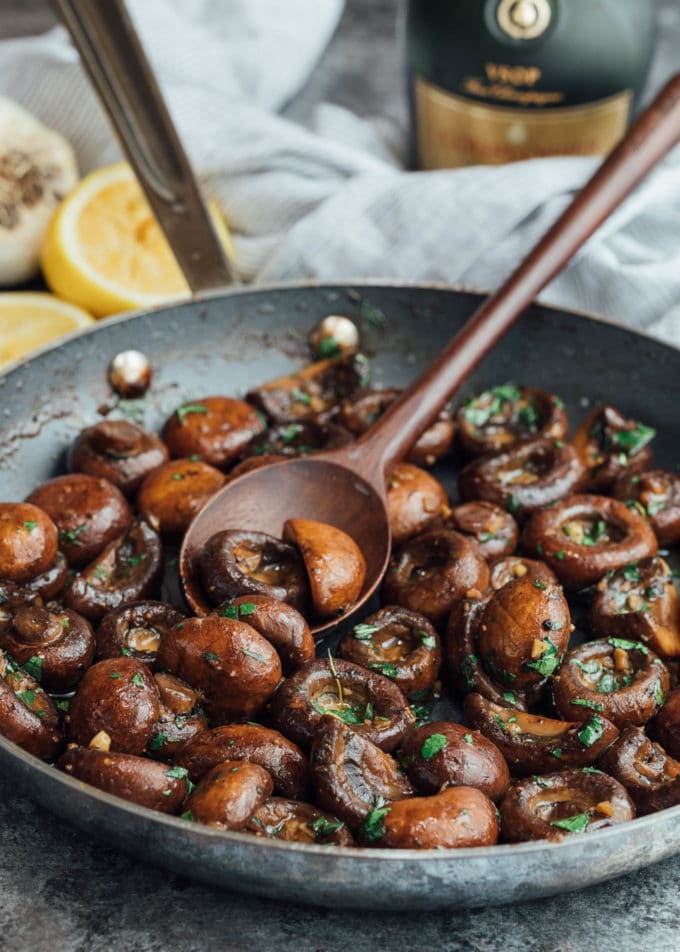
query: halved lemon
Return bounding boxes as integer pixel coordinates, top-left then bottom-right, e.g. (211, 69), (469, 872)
(41, 162), (235, 318)
(0, 292), (94, 369)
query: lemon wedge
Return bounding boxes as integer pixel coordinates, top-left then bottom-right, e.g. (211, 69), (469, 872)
(41, 162), (234, 318)
(0, 292), (94, 369)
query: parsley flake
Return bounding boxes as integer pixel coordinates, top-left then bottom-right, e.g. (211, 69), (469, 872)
(421, 733), (447, 761)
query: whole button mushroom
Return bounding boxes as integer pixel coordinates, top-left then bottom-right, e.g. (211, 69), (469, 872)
(158, 615), (282, 722)
(399, 721), (510, 801)
(137, 459), (225, 537)
(363, 786), (499, 849)
(572, 405), (655, 491)
(162, 397), (265, 469)
(310, 715), (413, 833)
(24, 551), (70, 600)
(456, 385), (567, 458)
(60, 745), (188, 814)
(67, 657), (160, 754)
(96, 600), (186, 669)
(147, 672), (208, 760)
(443, 501), (518, 560)
(386, 463), (449, 545)
(109, 350), (152, 399)
(69, 420), (169, 496)
(216, 595), (315, 673)
(183, 760), (273, 830)
(245, 797), (355, 846)
(309, 315), (360, 359)
(500, 769), (635, 843)
(27, 474), (132, 567)
(177, 724), (309, 800)
(0, 648), (62, 760)
(599, 727), (680, 815)
(0, 502), (58, 583)
(282, 518), (366, 620)
(613, 469), (680, 547)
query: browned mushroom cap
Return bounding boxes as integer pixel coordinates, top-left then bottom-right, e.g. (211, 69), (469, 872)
(226, 454), (288, 481)
(386, 463), (448, 546)
(27, 475), (132, 568)
(69, 420), (169, 496)
(96, 600), (186, 670)
(552, 638), (670, 729)
(523, 494), (658, 590)
(310, 715), (413, 832)
(245, 796), (355, 846)
(572, 405), (655, 492)
(136, 459), (226, 537)
(64, 519), (163, 623)
(382, 529), (489, 626)
(67, 657), (160, 754)
(488, 555), (558, 591)
(200, 530), (309, 612)
(653, 686), (680, 760)
(23, 551), (70, 600)
(216, 595), (314, 673)
(157, 615), (282, 722)
(590, 557), (680, 659)
(0, 648), (62, 760)
(612, 470), (680, 547)
(366, 785), (499, 849)
(59, 745), (188, 813)
(0, 581), (42, 626)
(446, 594), (528, 711)
(162, 396), (265, 469)
(464, 693), (618, 775)
(0, 502), (58, 584)
(340, 388), (455, 467)
(337, 606), (441, 699)
(309, 316), (360, 359)
(475, 575), (571, 691)
(247, 352), (369, 424)
(459, 438), (586, 518)
(499, 768), (635, 843)
(269, 657), (415, 752)
(183, 760), (273, 829)
(456, 385), (567, 458)
(399, 721), (509, 801)
(242, 420), (353, 459)
(0, 604), (94, 693)
(147, 672), (207, 760)
(176, 724), (309, 799)
(283, 518), (366, 620)
(598, 727), (680, 815)
(442, 501), (518, 560)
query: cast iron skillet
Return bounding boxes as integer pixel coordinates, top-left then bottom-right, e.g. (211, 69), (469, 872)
(0, 281), (679, 910)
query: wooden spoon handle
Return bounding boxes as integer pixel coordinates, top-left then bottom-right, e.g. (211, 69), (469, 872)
(351, 73), (680, 482)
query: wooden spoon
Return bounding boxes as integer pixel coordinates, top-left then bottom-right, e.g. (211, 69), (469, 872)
(181, 75), (680, 633)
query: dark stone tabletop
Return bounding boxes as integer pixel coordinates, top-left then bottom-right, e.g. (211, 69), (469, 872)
(1, 2), (679, 949)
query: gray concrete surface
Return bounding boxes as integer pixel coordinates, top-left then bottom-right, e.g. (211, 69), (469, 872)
(2, 2), (680, 950)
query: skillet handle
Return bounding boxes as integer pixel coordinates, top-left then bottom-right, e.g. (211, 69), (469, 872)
(52, 0), (237, 293)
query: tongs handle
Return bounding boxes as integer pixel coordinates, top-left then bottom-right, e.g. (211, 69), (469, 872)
(52, 0), (237, 293)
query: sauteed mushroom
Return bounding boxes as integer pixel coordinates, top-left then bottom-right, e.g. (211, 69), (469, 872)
(96, 600), (186, 669)
(652, 686), (680, 760)
(0, 648), (62, 760)
(309, 315), (360, 359)
(590, 556), (680, 658)
(0, 502), (58, 583)
(487, 555), (558, 591)
(464, 693), (618, 774)
(382, 529), (489, 625)
(64, 519), (163, 622)
(60, 745), (187, 813)
(109, 350), (151, 399)
(148, 672), (207, 760)
(310, 715), (413, 832)
(612, 469), (680, 547)
(177, 724), (309, 800)
(0, 604), (94, 692)
(27, 474), (132, 567)
(163, 396), (265, 468)
(183, 760), (273, 829)
(523, 494), (658, 589)
(500, 769), (634, 842)
(216, 595), (314, 673)
(457, 385), (567, 458)
(243, 420), (352, 458)
(69, 420), (169, 496)
(399, 721), (509, 801)
(245, 797), (355, 846)
(24, 551), (69, 600)
(269, 657), (415, 752)
(386, 463), (448, 545)
(458, 438), (585, 517)
(552, 638), (670, 728)
(137, 459), (225, 537)
(200, 530), (309, 611)
(158, 615), (282, 722)
(572, 405), (655, 491)
(599, 727), (680, 815)
(442, 501), (518, 560)
(338, 606), (441, 699)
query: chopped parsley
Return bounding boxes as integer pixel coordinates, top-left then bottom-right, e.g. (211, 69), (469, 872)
(421, 733), (447, 761)
(317, 337), (341, 359)
(362, 797), (391, 842)
(582, 766), (605, 776)
(59, 523), (87, 546)
(23, 656), (43, 682)
(502, 691), (517, 704)
(577, 714), (605, 748)
(202, 652), (220, 662)
(622, 564), (641, 583)
(463, 733), (474, 745)
(290, 387), (311, 406)
(420, 631), (437, 649)
(611, 422), (656, 456)
(220, 602), (257, 619)
(534, 580), (547, 591)
(507, 495), (520, 515)
(127, 553), (145, 567)
(551, 813), (590, 834)
(524, 638), (560, 678)
(654, 681), (665, 706)
(131, 672), (146, 688)
(149, 733), (166, 751)
(370, 661), (398, 679)
(242, 648), (267, 663)
(279, 424), (303, 445)
(352, 623), (379, 641)
(571, 698), (604, 712)
(308, 816), (345, 841)
(608, 637), (648, 655)
(180, 811), (195, 822)
(176, 403), (208, 422)
(22, 521), (38, 532)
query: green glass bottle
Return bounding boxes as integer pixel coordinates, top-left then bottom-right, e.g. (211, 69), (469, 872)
(406, 0), (657, 169)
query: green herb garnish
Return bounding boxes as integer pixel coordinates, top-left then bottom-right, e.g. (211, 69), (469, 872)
(524, 638), (560, 678)
(577, 715), (605, 748)
(362, 797), (391, 842)
(551, 813), (590, 834)
(608, 637), (648, 655)
(308, 816), (345, 841)
(421, 733), (447, 761)
(570, 698), (604, 712)
(352, 623), (379, 641)
(23, 656), (43, 682)
(176, 403), (208, 422)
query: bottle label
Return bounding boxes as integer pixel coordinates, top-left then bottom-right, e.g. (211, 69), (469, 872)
(414, 75), (632, 169)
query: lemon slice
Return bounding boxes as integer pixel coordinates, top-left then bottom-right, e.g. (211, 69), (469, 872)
(41, 162), (235, 318)
(0, 292), (94, 369)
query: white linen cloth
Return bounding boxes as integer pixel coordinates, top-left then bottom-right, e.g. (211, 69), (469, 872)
(0, 0), (679, 343)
